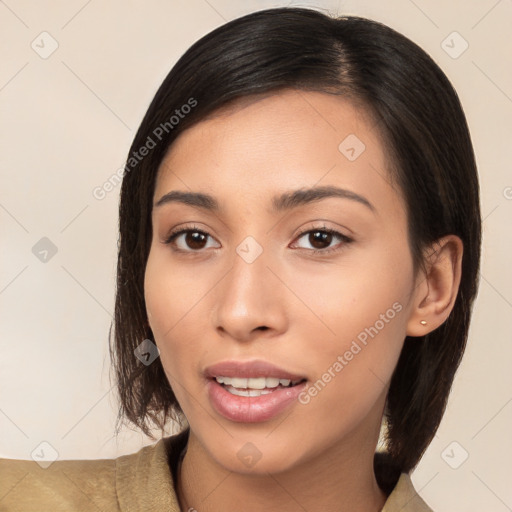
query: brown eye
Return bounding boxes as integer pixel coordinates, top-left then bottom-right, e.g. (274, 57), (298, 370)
(164, 227), (221, 252)
(308, 230), (333, 249)
(292, 227), (352, 253)
(184, 231), (208, 250)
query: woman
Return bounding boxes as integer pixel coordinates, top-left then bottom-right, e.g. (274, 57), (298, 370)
(0, 7), (481, 511)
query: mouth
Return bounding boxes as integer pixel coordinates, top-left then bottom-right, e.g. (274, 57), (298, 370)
(204, 360), (308, 422)
(213, 376), (306, 397)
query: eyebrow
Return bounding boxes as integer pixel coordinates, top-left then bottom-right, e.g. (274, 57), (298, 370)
(154, 185), (375, 213)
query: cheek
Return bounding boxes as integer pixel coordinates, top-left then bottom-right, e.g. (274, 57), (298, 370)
(144, 248), (215, 399)
(289, 244), (412, 411)
(289, 237), (413, 341)
(144, 247), (208, 335)
(144, 251), (192, 371)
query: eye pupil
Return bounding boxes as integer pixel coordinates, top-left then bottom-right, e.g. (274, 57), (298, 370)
(186, 231), (207, 249)
(310, 231), (332, 249)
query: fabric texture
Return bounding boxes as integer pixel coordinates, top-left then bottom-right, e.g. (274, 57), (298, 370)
(0, 429), (432, 511)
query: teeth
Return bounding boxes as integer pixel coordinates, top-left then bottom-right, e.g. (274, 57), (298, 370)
(225, 387), (274, 397)
(214, 376), (301, 389)
(231, 377), (248, 388)
(267, 377), (281, 388)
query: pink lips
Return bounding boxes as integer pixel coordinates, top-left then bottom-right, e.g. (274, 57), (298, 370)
(204, 360), (306, 381)
(204, 360), (307, 423)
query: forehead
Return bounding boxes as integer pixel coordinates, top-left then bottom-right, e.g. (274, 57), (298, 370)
(154, 89), (403, 217)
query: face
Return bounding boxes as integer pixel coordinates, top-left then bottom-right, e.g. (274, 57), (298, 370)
(144, 89), (419, 474)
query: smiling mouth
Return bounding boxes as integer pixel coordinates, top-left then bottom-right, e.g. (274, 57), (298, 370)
(213, 376), (307, 397)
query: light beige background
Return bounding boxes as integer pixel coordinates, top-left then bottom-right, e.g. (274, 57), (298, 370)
(1, 1), (511, 510)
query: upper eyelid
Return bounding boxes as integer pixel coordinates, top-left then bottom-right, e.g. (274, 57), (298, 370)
(165, 223), (347, 239)
(165, 224), (351, 250)
(291, 227), (351, 249)
(165, 225), (218, 243)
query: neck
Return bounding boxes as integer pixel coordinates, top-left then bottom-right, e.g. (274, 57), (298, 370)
(177, 430), (388, 512)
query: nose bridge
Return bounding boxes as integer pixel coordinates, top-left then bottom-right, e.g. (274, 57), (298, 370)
(212, 235), (287, 339)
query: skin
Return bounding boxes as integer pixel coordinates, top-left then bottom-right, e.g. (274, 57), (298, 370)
(144, 89), (463, 512)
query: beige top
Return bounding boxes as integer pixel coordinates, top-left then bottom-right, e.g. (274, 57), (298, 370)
(0, 430), (433, 511)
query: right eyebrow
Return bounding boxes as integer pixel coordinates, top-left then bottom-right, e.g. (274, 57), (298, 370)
(154, 190), (220, 210)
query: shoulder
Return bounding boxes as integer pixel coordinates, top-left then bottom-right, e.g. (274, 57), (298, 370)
(0, 434), (183, 512)
(382, 473), (434, 512)
(374, 452), (433, 511)
(0, 452), (118, 511)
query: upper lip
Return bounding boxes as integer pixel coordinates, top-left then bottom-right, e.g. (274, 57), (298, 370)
(204, 360), (307, 381)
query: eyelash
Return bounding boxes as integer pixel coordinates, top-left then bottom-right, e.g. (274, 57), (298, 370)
(163, 224), (353, 255)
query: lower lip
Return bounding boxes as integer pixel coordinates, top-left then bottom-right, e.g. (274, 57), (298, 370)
(207, 379), (307, 423)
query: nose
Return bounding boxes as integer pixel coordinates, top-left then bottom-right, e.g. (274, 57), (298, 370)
(211, 244), (289, 343)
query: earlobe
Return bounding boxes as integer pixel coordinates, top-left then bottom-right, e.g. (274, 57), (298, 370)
(406, 235), (463, 337)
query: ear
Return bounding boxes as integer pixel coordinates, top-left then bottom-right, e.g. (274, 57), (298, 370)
(406, 235), (463, 337)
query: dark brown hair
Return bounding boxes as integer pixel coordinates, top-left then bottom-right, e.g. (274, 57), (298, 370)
(109, 7), (481, 473)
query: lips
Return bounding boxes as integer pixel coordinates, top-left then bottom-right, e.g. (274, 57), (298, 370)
(204, 360), (308, 423)
(204, 360), (307, 381)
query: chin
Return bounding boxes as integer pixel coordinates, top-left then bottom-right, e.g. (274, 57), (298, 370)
(201, 432), (307, 476)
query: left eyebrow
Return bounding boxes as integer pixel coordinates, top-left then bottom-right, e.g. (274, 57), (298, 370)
(270, 185), (376, 213)
(154, 185), (376, 213)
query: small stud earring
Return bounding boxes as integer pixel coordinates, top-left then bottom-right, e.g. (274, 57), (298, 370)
(420, 320), (427, 325)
